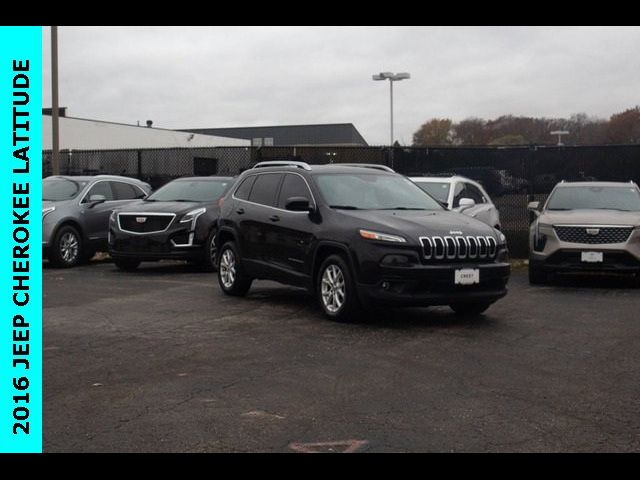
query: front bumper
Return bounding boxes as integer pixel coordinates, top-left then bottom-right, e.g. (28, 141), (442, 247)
(531, 250), (640, 274)
(530, 224), (640, 275)
(108, 225), (206, 261)
(356, 262), (511, 307)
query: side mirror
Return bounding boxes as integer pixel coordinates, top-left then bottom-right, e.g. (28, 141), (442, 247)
(457, 198), (475, 212)
(528, 201), (541, 217)
(87, 194), (107, 208)
(285, 196), (313, 212)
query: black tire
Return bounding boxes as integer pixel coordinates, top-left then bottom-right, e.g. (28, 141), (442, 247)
(114, 258), (141, 271)
(450, 302), (492, 316)
(49, 225), (82, 268)
(217, 241), (252, 296)
(528, 263), (547, 285)
(316, 254), (362, 322)
(200, 229), (218, 272)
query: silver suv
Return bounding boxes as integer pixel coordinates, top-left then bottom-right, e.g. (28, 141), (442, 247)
(528, 181), (640, 284)
(43, 175), (151, 267)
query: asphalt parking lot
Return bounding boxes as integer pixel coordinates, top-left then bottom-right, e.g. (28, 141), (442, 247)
(44, 260), (640, 452)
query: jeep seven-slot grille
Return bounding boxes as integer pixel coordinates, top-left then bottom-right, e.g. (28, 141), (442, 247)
(553, 226), (633, 244)
(420, 236), (498, 261)
(118, 214), (174, 233)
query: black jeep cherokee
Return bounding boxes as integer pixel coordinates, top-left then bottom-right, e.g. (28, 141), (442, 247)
(216, 162), (510, 322)
(109, 176), (234, 270)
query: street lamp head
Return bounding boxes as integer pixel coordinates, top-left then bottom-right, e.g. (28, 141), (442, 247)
(372, 71), (411, 82)
(392, 72), (411, 81)
(373, 71), (395, 81)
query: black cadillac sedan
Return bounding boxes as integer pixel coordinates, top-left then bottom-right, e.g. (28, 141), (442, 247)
(108, 176), (234, 271)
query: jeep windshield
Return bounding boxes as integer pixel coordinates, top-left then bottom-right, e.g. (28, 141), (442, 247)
(546, 186), (640, 212)
(147, 179), (230, 202)
(315, 173), (444, 210)
(43, 177), (87, 201)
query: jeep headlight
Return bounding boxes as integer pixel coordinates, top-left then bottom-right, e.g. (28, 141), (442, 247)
(42, 206), (55, 219)
(496, 231), (507, 245)
(180, 207), (206, 224)
(359, 229), (406, 243)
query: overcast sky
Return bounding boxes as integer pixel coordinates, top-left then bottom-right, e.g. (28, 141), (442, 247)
(42, 26), (640, 145)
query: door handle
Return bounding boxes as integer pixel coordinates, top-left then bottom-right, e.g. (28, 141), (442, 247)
(236, 208), (245, 214)
(269, 215), (280, 222)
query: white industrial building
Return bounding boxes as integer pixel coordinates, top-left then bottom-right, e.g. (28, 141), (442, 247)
(42, 114), (250, 149)
(41, 113), (252, 182)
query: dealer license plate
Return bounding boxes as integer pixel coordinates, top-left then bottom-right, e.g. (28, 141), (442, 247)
(455, 268), (480, 285)
(581, 251), (603, 263)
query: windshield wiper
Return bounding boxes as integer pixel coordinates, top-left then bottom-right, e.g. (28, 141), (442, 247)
(330, 205), (361, 210)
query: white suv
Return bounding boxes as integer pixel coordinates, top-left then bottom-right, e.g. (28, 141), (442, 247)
(410, 175), (501, 230)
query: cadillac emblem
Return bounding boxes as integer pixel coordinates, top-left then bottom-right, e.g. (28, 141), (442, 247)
(586, 228), (600, 236)
(135, 217), (147, 224)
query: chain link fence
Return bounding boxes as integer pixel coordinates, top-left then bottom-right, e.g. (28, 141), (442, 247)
(42, 145), (640, 257)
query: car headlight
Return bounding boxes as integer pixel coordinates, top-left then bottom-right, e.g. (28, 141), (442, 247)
(533, 222), (550, 252)
(496, 231), (506, 245)
(359, 229), (406, 243)
(109, 210), (117, 222)
(42, 206), (55, 218)
(180, 207), (206, 224)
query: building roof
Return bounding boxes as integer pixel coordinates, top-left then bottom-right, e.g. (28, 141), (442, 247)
(42, 115), (250, 150)
(181, 123), (368, 146)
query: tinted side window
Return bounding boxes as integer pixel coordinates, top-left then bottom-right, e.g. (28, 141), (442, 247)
(452, 182), (465, 208)
(84, 181), (114, 202)
(464, 183), (485, 204)
(248, 174), (283, 207)
(234, 175), (256, 200)
(111, 181), (143, 200)
(277, 174), (312, 208)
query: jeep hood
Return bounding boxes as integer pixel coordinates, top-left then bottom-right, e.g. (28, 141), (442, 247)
(337, 209), (498, 239)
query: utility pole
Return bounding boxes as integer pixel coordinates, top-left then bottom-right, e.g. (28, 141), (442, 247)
(51, 26), (60, 175)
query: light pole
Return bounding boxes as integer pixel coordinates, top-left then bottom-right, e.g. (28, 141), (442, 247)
(51, 26), (60, 175)
(550, 130), (569, 146)
(372, 71), (410, 146)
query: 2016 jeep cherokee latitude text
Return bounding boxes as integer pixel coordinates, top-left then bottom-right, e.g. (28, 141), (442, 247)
(216, 162), (511, 322)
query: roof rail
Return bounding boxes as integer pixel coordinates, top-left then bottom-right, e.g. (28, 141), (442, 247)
(252, 161), (312, 171)
(337, 163), (395, 173)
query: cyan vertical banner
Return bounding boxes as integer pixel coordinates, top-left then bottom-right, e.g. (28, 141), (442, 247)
(0, 26), (42, 453)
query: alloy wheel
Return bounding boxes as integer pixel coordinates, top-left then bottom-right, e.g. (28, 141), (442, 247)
(59, 232), (79, 264)
(321, 264), (346, 313)
(219, 248), (236, 288)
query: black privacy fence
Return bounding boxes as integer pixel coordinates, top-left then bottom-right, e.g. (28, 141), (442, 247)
(42, 144), (640, 258)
